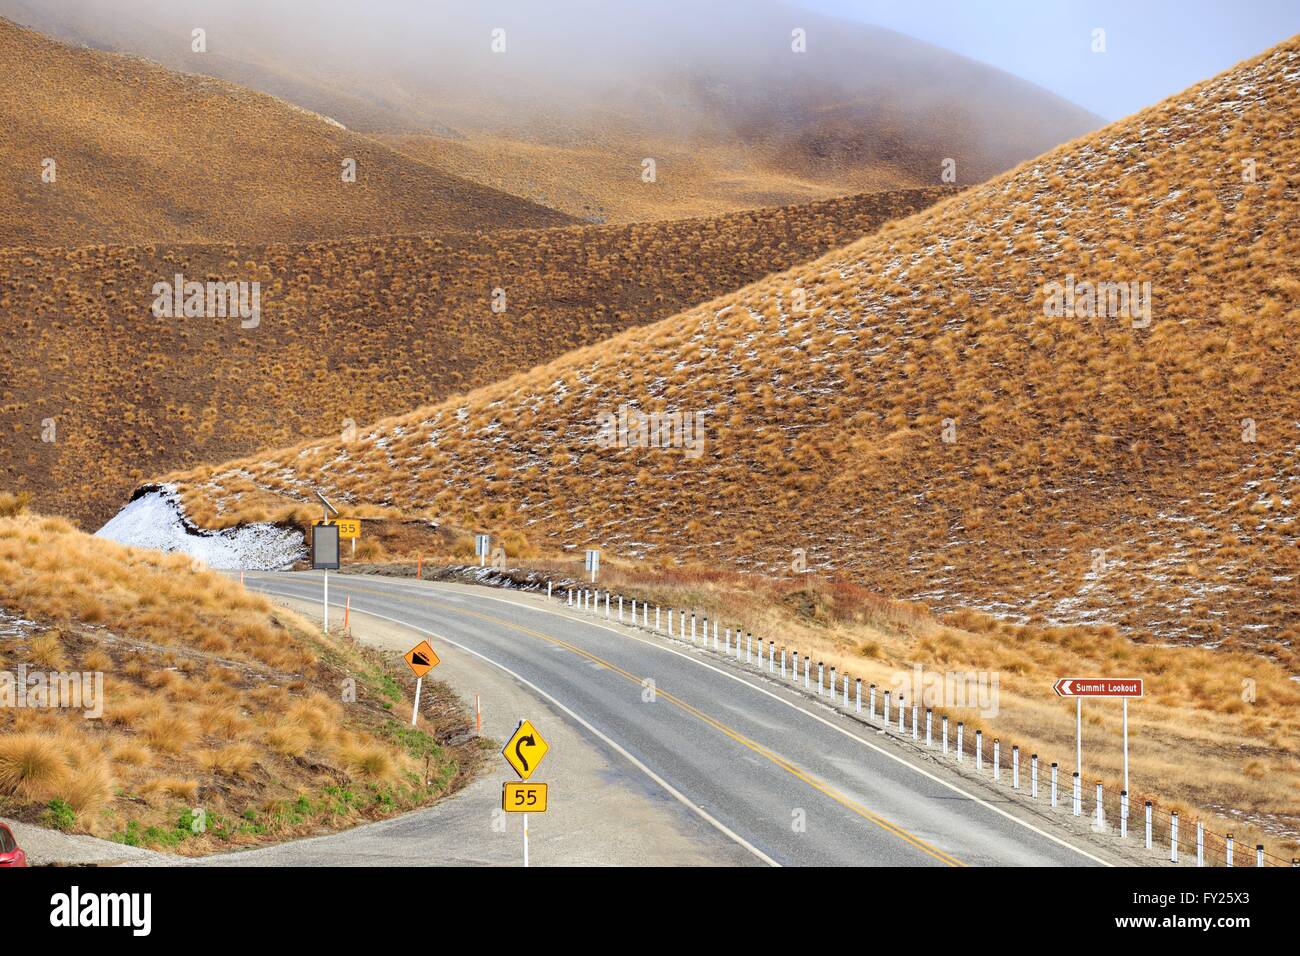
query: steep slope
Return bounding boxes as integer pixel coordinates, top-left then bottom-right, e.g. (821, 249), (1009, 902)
(160, 39), (1300, 661)
(0, 16), (571, 246)
(1, 0), (1102, 218)
(0, 501), (479, 850)
(0, 188), (951, 525)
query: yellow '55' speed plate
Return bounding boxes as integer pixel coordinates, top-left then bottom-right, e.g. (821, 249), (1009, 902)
(502, 782), (548, 813)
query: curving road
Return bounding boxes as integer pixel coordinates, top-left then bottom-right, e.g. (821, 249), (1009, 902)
(242, 571), (1111, 867)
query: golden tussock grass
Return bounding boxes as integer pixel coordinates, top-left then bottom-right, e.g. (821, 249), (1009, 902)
(0, 509), (483, 852)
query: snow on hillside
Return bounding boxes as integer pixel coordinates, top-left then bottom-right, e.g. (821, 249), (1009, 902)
(96, 485), (304, 570)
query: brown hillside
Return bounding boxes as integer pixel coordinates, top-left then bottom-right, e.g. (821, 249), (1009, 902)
(164, 39), (1300, 662)
(378, 132), (921, 225)
(0, 16), (571, 246)
(1, 0), (1102, 215)
(0, 501), (479, 849)
(0, 188), (952, 526)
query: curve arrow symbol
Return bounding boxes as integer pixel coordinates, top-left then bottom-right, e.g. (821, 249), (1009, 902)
(515, 733), (535, 771)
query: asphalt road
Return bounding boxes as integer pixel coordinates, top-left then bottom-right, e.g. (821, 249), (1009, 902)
(244, 572), (1109, 867)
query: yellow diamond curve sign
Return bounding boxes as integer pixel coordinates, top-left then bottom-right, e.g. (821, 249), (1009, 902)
(502, 719), (549, 780)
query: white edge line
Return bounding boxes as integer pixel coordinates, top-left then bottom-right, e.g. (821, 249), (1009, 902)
(318, 574), (1115, 868)
(251, 581), (780, 868)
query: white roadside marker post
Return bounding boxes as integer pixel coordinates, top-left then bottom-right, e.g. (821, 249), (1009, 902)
(817, 662), (824, 695)
(410, 676), (422, 727)
(993, 739), (1000, 780)
(942, 715), (949, 754)
(1145, 801), (1152, 849)
(1051, 763), (1058, 807)
(926, 709), (932, 747)
(843, 675), (849, 709)
(911, 705), (918, 740)
(855, 678), (862, 713)
(1123, 696), (1130, 798)
(898, 696), (905, 733)
(1076, 697), (1083, 795)
(769, 642), (775, 674)
(955, 721), (963, 761)
(781, 649), (787, 678)
(1095, 783), (1104, 828)
(1196, 821), (1204, 866)
(883, 691), (891, 728)
(1170, 812), (1179, 863)
(1073, 772), (1082, 816)
(1012, 745), (1019, 788)
(1227, 834), (1234, 867)
(1031, 754), (1039, 798)
(869, 684), (876, 720)
(1121, 790), (1128, 838)
(975, 729), (983, 771)
(828, 666), (836, 696)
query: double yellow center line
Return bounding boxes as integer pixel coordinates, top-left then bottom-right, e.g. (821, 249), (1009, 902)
(293, 576), (966, 867)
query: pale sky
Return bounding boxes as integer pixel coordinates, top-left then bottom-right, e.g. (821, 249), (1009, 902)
(801, 0), (1300, 119)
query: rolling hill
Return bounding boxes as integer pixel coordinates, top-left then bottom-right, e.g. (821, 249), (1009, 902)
(157, 37), (1300, 662)
(0, 188), (952, 526)
(1, 0), (1103, 223)
(0, 15), (571, 246)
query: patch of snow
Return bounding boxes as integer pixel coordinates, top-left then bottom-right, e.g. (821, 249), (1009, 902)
(95, 485), (304, 571)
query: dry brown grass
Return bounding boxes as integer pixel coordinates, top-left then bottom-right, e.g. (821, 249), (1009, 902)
(170, 38), (1300, 670)
(0, 510), (482, 852)
(0, 18), (570, 247)
(0, 187), (949, 527)
(491, 556), (1300, 852)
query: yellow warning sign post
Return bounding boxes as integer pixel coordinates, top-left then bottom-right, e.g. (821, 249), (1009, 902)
(502, 782), (548, 813)
(403, 640), (439, 678)
(502, 719), (550, 867)
(502, 719), (549, 780)
(403, 640), (440, 726)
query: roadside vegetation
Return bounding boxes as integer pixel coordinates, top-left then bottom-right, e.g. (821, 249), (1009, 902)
(0, 499), (483, 854)
(373, 550), (1300, 856)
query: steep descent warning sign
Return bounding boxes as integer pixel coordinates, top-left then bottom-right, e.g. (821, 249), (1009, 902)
(403, 640), (440, 678)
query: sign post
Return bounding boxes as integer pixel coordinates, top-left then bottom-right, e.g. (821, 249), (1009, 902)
(1053, 677), (1143, 797)
(502, 719), (550, 867)
(403, 640), (440, 726)
(585, 549), (600, 583)
(311, 523), (340, 632)
(313, 491), (340, 633)
(475, 534), (490, 567)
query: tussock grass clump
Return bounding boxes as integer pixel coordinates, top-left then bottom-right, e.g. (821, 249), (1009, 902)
(0, 510), (482, 853)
